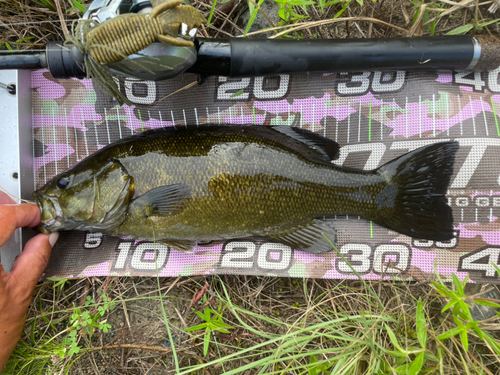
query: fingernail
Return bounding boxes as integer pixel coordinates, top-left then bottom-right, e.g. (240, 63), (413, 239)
(49, 232), (59, 247)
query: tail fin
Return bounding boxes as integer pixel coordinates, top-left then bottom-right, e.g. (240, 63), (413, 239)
(374, 141), (459, 241)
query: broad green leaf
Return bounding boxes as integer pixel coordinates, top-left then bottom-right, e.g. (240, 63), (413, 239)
(408, 352), (425, 375)
(309, 355), (318, 375)
(445, 24), (474, 35)
(423, 351), (440, 363)
(395, 363), (410, 375)
(386, 350), (409, 358)
(280, 0), (315, 4)
(185, 323), (208, 332)
(477, 19), (500, 27)
(244, 0), (266, 35)
(441, 299), (457, 313)
(385, 324), (404, 352)
(70, 0), (86, 13)
(437, 326), (462, 340)
(215, 321), (233, 329)
(214, 327), (231, 334)
(460, 329), (469, 351)
(203, 329), (210, 356)
(458, 300), (472, 321)
(333, 7), (346, 19)
(395, 356), (407, 366)
(279, 7), (286, 20)
(452, 273), (464, 295)
(472, 299), (500, 308)
(416, 298), (427, 349)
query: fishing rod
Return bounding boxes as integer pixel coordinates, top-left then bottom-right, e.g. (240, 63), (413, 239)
(0, 0), (499, 84)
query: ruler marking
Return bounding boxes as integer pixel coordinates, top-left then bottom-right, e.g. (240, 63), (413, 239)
(406, 97), (409, 139)
(480, 97), (489, 136)
(41, 108), (47, 183)
(105, 108), (111, 144)
(347, 103), (350, 143)
(446, 93), (450, 136)
(312, 103), (315, 132)
(470, 95), (476, 136)
(73, 110), (79, 161)
(300, 103), (303, 128)
(31, 108), (36, 190)
(64, 107), (70, 168)
(458, 95), (463, 136)
(288, 102), (291, 125)
(52, 108), (58, 175)
(490, 98), (500, 136)
(358, 101), (361, 143)
(368, 100), (372, 141)
(475, 190), (479, 222)
(392, 99), (396, 139)
(116, 108), (123, 139)
(432, 94), (436, 137)
(418, 95), (422, 138)
(171, 110), (176, 129)
(380, 99), (383, 141)
(335, 104), (339, 140)
(94, 109), (100, 144)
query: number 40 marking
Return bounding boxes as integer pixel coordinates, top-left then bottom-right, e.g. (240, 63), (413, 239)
(458, 247), (500, 278)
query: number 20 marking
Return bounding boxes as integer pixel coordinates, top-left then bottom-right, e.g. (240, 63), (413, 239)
(220, 241), (293, 271)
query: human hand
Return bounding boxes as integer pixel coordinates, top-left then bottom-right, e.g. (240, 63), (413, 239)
(0, 192), (59, 371)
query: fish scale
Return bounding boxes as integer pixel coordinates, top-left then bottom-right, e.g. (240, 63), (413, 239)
(34, 126), (459, 253)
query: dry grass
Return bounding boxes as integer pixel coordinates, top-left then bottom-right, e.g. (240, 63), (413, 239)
(6, 274), (500, 374)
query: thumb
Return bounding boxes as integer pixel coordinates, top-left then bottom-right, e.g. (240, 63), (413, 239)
(10, 232), (59, 289)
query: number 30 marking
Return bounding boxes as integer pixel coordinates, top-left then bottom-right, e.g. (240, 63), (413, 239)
(336, 243), (411, 275)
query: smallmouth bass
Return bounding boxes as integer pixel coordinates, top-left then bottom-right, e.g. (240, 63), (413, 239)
(34, 125), (458, 253)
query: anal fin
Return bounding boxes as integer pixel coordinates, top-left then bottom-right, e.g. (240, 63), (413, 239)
(159, 239), (197, 253)
(268, 219), (337, 254)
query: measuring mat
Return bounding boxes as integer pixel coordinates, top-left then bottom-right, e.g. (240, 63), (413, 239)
(30, 69), (500, 282)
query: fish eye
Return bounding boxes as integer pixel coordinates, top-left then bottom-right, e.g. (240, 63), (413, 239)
(57, 176), (71, 189)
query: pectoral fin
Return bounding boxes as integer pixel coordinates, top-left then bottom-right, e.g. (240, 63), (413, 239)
(129, 184), (191, 217)
(268, 219), (337, 254)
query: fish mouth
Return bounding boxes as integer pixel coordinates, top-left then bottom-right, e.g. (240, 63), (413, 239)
(33, 191), (64, 233)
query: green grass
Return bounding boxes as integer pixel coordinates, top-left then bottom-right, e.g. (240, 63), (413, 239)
(6, 262), (500, 374)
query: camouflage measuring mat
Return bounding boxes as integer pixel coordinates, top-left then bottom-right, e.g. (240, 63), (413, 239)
(32, 68), (500, 282)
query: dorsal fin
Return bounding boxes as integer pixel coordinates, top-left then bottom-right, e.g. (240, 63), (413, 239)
(270, 126), (340, 162)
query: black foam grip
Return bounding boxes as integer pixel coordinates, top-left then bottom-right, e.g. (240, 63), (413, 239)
(228, 36), (476, 76)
